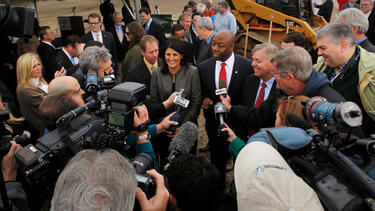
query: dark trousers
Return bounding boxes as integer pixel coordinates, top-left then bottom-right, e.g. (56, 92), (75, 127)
(206, 120), (227, 185)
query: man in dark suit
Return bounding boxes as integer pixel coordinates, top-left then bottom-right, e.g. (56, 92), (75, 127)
(53, 34), (81, 76)
(342, 0), (360, 10)
(81, 13), (119, 75)
(360, 0), (375, 45)
(126, 35), (161, 95)
(139, 7), (167, 50)
(337, 7), (375, 52)
(191, 12), (203, 64)
(196, 17), (216, 65)
(107, 12), (128, 62)
(236, 43), (280, 139)
(38, 26), (57, 82)
(314, 0), (333, 22)
(199, 30), (253, 181)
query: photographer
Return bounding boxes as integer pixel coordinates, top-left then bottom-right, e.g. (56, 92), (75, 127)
(50, 149), (169, 211)
(1, 141), (30, 211)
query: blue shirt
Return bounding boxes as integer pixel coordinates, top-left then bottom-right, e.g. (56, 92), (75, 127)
(145, 19), (152, 32)
(253, 77), (275, 107)
(356, 36), (368, 45)
(213, 11), (237, 35)
(206, 31), (216, 44)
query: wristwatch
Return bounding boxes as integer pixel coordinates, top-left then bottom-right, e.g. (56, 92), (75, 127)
(137, 132), (151, 140)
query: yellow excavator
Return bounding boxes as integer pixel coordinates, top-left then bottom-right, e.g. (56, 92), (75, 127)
(228, 0), (328, 56)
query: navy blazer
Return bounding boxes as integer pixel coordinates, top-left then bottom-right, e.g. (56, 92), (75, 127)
(81, 30), (119, 64)
(145, 20), (167, 48)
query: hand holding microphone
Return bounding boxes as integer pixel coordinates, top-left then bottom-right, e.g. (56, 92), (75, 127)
(166, 89), (190, 133)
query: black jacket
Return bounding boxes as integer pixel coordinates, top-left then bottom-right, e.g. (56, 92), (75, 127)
(317, 0), (333, 22)
(37, 42), (57, 82)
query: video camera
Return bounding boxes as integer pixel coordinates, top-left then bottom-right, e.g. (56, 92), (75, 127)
(85, 72), (117, 95)
(14, 82), (154, 197)
(283, 97), (375, 210)
(0, 0), (35, 38)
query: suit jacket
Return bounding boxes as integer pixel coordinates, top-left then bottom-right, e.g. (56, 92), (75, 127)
(341, 3), (360, 10)
(126, 58), (163, 95)
(190, 28), (202, 63)
(16, 86), (47, 133)
(240, 74), (279, 107)
(81, 30), (119, 64)
(198, 54), (253, 123)
(235, 74), (280, 138)
(107, 24), (128, 61)
(366, 9), (375, 45)
(150, 65), (202, 124)
(53, 50), (78, 76)
(359, 37), (375, 53)
(197, 38), (214, 65)
(317, 0), (333, 22)
(145, 20), (167, 48)
(37, 42), (57, 82)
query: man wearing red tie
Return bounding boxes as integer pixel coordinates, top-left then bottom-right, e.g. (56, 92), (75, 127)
(198, 30), (253, 182)
(238, 43), (280, 139)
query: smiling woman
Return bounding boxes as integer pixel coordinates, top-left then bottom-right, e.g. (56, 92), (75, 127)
(16, 53), (49, 138)
(150, 38), (202, 125)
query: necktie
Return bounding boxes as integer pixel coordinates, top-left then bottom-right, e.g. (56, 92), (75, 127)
(117, 26), (123, 43)
(146, 24), (149, 33)
(254, 82), (267, 108)
(219, 62), (227, 88)
(96, 33), (101, 42)
(71, 56), (75, 65)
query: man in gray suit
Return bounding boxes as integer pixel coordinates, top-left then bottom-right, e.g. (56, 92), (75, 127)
(342, 0), (360, 10)
(337, 8), (375, 52)
(196, 17), (216, 65)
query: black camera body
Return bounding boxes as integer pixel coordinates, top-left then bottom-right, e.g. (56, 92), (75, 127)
(14, 82), (152, 197)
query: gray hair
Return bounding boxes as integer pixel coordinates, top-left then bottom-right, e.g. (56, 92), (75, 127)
(361, 0), (374, 5)
(337, 8), (369, 34)
(50, 149), (137, 211)
(196, 17), (214, 31)
(79, 46), (112, 74)
(179, 12), (192, 22)
(271, 46), (312, 82)
(251, 43), (279, 60)
(196, 3), (206, 13)
(316, 23), (356, 46)
(218, 0), (229, 8)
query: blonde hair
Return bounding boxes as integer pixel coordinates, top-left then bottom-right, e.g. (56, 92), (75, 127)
(16, 53), (47, 89)
(277, 95), (309, 127)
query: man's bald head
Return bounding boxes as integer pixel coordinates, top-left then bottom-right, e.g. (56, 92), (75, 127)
(48, 76), (85, 107)
(211, 30), (235, 61)
(48, 76), (80, 95)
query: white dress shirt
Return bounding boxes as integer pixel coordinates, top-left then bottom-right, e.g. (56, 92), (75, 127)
(215, 53), (235, 89)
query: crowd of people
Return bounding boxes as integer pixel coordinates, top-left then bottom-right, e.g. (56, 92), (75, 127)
(1, 0), (375, 210)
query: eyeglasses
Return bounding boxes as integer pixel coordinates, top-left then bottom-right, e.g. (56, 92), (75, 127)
(89, 22), (100, 25)
(272, 71), (289, 77)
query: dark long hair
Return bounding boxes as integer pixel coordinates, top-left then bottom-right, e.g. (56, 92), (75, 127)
(161, 37), (188, 74)
(126, 22), (146, 49)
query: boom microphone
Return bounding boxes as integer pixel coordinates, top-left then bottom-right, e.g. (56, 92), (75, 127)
(164, 121), (198, 171)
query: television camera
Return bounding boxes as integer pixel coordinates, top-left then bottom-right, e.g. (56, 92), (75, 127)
(13, 82), (155, 197)
(282, 97), (375, 211)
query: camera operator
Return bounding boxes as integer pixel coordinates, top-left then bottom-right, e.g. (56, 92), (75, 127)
(50, 149), (169, 211)
(1, 141), (30, 211)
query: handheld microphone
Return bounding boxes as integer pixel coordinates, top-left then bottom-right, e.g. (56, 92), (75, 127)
(164, 121), (198, 171)
(215, 80), (228, 138)
(167, 89), (190, 132)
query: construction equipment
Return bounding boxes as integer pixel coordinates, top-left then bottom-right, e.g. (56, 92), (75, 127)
(228, 0), (328, 57)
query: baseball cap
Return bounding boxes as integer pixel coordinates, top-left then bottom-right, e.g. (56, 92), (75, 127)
(234, 141), (324, 211)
